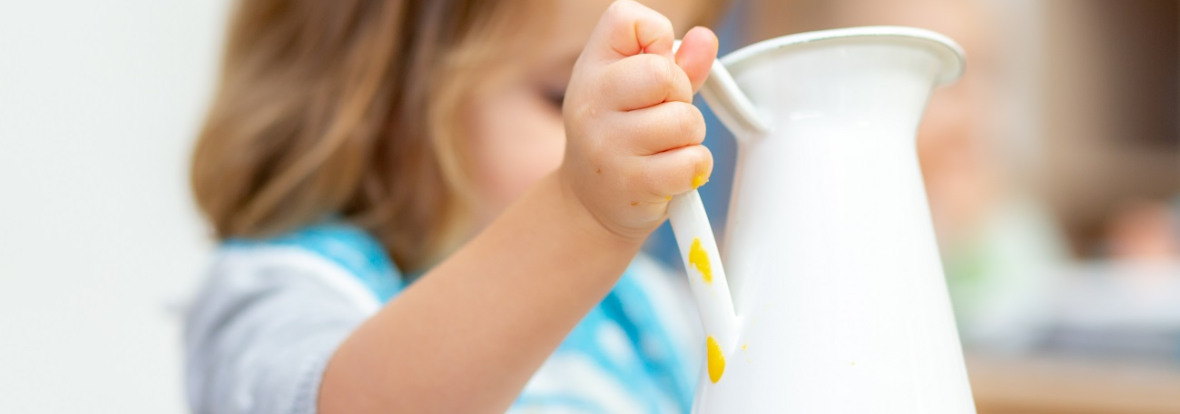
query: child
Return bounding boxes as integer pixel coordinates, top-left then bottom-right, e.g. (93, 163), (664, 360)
(186, 0), (722, 413)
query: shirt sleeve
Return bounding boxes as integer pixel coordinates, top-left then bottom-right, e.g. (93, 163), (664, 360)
(183, 248), (379, 414)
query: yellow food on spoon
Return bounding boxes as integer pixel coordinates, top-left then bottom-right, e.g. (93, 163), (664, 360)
(706, 335), (726, 383)
(688, 238), (713, 284)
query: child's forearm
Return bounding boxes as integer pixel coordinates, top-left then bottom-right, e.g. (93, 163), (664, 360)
(318, 173), (642, 414)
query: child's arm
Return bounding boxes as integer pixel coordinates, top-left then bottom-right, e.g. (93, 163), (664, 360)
(319, 2), (718, 413)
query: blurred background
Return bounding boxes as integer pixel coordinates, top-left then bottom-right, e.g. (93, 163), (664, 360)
(0, 1), (226, 412)
(1, 0), (1178, 413)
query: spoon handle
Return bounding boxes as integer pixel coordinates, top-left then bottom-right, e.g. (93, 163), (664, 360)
(668, 189), (738, 349)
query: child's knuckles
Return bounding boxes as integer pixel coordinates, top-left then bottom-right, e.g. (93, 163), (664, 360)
(691, 111), (708, 145)
(631, 54), (678, 95)
(646, 105), (696, 148)
(652, 56), (680, 97)
(599, 55), (677, 109)
(667, 63), (695, 103)
(669, 102), (707, 143)
(648, 103), (707, 151)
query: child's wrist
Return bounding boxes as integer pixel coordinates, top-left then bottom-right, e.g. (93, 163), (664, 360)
(548, 172), (649, 250)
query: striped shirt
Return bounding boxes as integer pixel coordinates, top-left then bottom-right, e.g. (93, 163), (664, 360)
(184, 223), (702, 414)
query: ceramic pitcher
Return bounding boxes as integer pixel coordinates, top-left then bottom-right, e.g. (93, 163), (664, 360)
(668, 26), (975, 413)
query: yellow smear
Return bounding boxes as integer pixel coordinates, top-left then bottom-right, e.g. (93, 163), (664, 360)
(688, 238), (712, 284)
(692, 173), (709, 189)
(706, 335), (726, 383)
(741, 343), (748, 352)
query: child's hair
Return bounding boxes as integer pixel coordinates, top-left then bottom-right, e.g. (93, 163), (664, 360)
(191, 0), (727, 272)
(192, 0), (539, 270)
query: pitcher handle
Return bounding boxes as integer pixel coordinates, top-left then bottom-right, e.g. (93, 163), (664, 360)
(699, 60), (772, 135)
(673, 40), (771, 136)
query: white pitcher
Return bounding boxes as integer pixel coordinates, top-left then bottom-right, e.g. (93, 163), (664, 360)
(669, 26), (975, 413)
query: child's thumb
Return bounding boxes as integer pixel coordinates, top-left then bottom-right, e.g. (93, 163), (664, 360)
(675, 27), (719, 93)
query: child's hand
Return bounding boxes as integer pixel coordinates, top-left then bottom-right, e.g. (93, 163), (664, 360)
(560, 0), (718, 242)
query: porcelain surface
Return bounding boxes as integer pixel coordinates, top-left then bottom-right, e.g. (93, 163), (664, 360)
(668, 26), (975, 413)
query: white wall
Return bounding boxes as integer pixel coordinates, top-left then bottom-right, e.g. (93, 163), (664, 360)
(0, 1), (230, 412)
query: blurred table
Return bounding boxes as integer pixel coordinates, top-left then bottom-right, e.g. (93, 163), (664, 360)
(967, 354), (1180, 414)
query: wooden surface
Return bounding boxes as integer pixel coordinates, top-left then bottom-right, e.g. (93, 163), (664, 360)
(966, 354), (1180, 414)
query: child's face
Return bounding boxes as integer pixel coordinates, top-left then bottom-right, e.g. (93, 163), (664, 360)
(464, 0), (705, 228)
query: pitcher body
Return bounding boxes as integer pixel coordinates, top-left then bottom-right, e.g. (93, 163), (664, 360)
(673, 27), (975, 413)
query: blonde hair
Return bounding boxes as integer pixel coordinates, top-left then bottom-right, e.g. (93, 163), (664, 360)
(192, 0), (540, 271)
(192, 0), (728, 272)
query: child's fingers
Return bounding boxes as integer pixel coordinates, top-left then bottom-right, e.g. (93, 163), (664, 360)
(583, 0), (675, 64)
(598, 54), (693, 111)
(611, 101), (706, 155)
(675, 26), (719, 93)
(632, 144), (714, 199)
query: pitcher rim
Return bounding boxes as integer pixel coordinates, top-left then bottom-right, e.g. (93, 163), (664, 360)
(719, 26), (966, 86)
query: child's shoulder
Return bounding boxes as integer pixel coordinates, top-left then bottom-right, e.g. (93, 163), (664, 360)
(185, 223), (397, 413)
(211, 222), (404, 305)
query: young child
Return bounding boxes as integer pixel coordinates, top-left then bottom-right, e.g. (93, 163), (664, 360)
(186, 0), (722, 413)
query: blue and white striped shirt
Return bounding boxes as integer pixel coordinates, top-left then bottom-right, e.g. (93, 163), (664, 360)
(184, 223), (702, 414)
